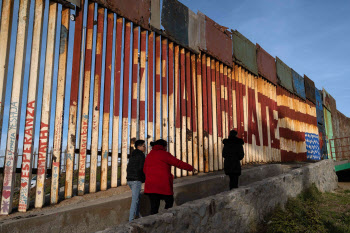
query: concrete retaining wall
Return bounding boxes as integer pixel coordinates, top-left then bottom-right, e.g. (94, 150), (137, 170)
(102, 160), (337, 233)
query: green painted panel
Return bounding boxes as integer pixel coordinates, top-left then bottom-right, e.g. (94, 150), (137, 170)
(335, 163), (350, 172)
(232, 30), (258, 76)
(324, 107), (334, 159)
(276, 57), (294, 93)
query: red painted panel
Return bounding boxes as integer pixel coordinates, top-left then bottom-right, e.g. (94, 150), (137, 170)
(207, 58), (213, 135)
(131, 26), (139, 119)
(104, 13), (113, 113)
(216, 63), (222, 138)
(180, 49), (186, 118)
(248, 87), (260, 145)
(139, 30), (147, 121)
(122, 22), (131, 118)
(114, 17), (122, 117)
(186, 52), (192, 130)
(281, 150), (307, 162)
(148, 32), (154, 123)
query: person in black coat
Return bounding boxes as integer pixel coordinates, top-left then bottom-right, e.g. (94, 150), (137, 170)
(223, 130), (244, 190)
(126, 140), (146, 221)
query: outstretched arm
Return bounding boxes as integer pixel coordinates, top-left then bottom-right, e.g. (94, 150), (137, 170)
(164, 153), (194, 171)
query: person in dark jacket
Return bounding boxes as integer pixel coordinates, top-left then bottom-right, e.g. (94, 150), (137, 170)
(143, 139), (196, 215)
(127, 140), (146, 222)
(223, 130), (244, 190)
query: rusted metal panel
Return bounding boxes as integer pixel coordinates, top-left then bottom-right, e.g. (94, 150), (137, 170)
(130, 26), (139, 149)
(232, 30), (258, 76)
(201, 54), (209, 172)
(180, 48), (187, 176)
(0, 0), (30, 215)
(186, 51), (192, 175)
(174, 45), (181, 177)
(77, 1), (94, 196)
(197, 54), (204, 172)
(318, 123), (328, 159)
(66, 0), (80, 7)
(0, 0), (14, 145)
(18, 0), (45, 212)
(92, 0), (151, 30)
(323, 88), (333, 111)
(304, 74), (316, 104)
(256, 43), (277, 85)
(147, 32), (154, 153)
(139, 30), (147, 140)
(200, 14), (232, 67)
(121, 21), (132, 185)
(315, 88), (324, 125)
(51, 7), (70, 205)
(291, 69), (306, 100)
(111, 16), (123, 188)
(101, 12), (114, 191)
(276, 57), (293, 93)
(161, 0), (200, 53)
(65, 0), (84, 199)
(35, 2), (57, 208)
(150, 0), (160, 29)
(162, 39), (168, 140)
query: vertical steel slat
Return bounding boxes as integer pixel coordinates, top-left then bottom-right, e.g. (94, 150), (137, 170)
(77, 1), (94, 196)
(191, 53), (198, 173)
(101, 12), (113, 191)
(235, 65), (241, 135)
(65, 0), (84, 199)
(35, 1), (57, 208)
(232, 67), (237, 131)
(130, 26), (139, 148)
(201, 54), (209, 173)
(111, 16), (123, 188)
(216, 62), (222, 170)
(180, 48), (187, 176)
(228, 67), (233, 131)
(121, 21), (131, 186)
(147, 32), (154, 153)
(186, 51), (192, 175)
(224, 66), (229, 136)
(155, 35), (161, 140)
(207, 56), (213, 172)
(255, 77), (262, 163)
(50, 7), (70, 204)
(211, 59), (218, 171)
(0, 0), (30, 215)
(90, 6), (104, 192)
(168, 42), (175, 175)
(197, 54), (204, 173)
(247, 73), (252, 163)
(18, 0), (45, 212)
(244, 71), (249, 164)
(219, 63), (225, 139)
(174, 45), (181, 177)
(161, 38), (168, 141)
(0, 0), (14, 141)
(139, 30), (147, 140)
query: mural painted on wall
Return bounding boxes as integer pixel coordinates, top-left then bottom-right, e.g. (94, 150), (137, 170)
(305, 133), (321, 160)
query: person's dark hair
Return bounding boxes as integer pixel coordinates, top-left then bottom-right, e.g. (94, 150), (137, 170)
(150, 139), (167, 147)
(134, 140), (145, 149)
(229, 130), (238, 139)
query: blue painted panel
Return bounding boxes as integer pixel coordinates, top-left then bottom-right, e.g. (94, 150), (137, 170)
(292, 69), (306, 99)
(317, 124), (328, 159)
(305, 133), (321, 161)
(315, 88), (324, 125)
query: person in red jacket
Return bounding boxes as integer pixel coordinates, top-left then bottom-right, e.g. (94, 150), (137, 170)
(143, 139), (196, 215)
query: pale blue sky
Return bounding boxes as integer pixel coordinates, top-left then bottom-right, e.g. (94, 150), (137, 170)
(179, 0), (350, 117)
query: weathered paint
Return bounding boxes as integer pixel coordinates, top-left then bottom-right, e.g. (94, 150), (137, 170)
(35, 2), (57, 209)
(130, 26), (139, 151)
(318, 123), (328, 158)
(150, 0), (160, 29)
(322, 88), (333, 112)
(139, 30), (147, 140)
(180, 48), (187, 176)
(174, 45), (181, 177)
(92, 0), (151, 30)
(18, 0), (45, 212)
(315, 88), (324, 125)
(65, 0), (84, 199)
(77, 1), (94, 196)
(121, 21), (132, 186)
(197, 54), (204, 172)
(90, 6), (105, 192)
(218, 63), (224, 169)
(324, 107), (334, 159)
(191, 54), (198, 172)
(155, 35), (161, 139)
(228, 68), (233, 130)
(101, 12), (114, 191)
(0, 0), (14, 145)
(231, 30), (258, 76)
(111, 16), (123, 188)
(304, 75), (316, 104)
(207, 56), (213, 172)
(51, 8), (70, 204)
(162, 39), (168, 140)
(305, 133), (321, 160)
(186, 51), (192, 175)
(1, 0), (30, 215)
(291, 69), (306, 100)
(168, 42), (175, 175)
(276, 57), (293, 93)
(201, 54), (209, 172)
(211, 59), (218, 171)
(147, 32), (154, 153)
(256, 43), (277, 85)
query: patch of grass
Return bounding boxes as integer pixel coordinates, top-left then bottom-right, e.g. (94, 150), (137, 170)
(257, 185), (350, 233)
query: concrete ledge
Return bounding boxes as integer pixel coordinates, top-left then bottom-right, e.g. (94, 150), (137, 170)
(102, 160), (338, 233)
(0, 164), (284, 233)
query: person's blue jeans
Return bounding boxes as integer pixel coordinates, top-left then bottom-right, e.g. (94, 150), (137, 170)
(127, 181), (142, 222)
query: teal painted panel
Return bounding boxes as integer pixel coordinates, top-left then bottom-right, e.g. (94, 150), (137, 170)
(335, 163), (350, 172)
(276, 57), (293, 93)
(232, 30), (258, 76)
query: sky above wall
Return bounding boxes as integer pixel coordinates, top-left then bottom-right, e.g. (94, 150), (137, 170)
(179, 0), (350, 117)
